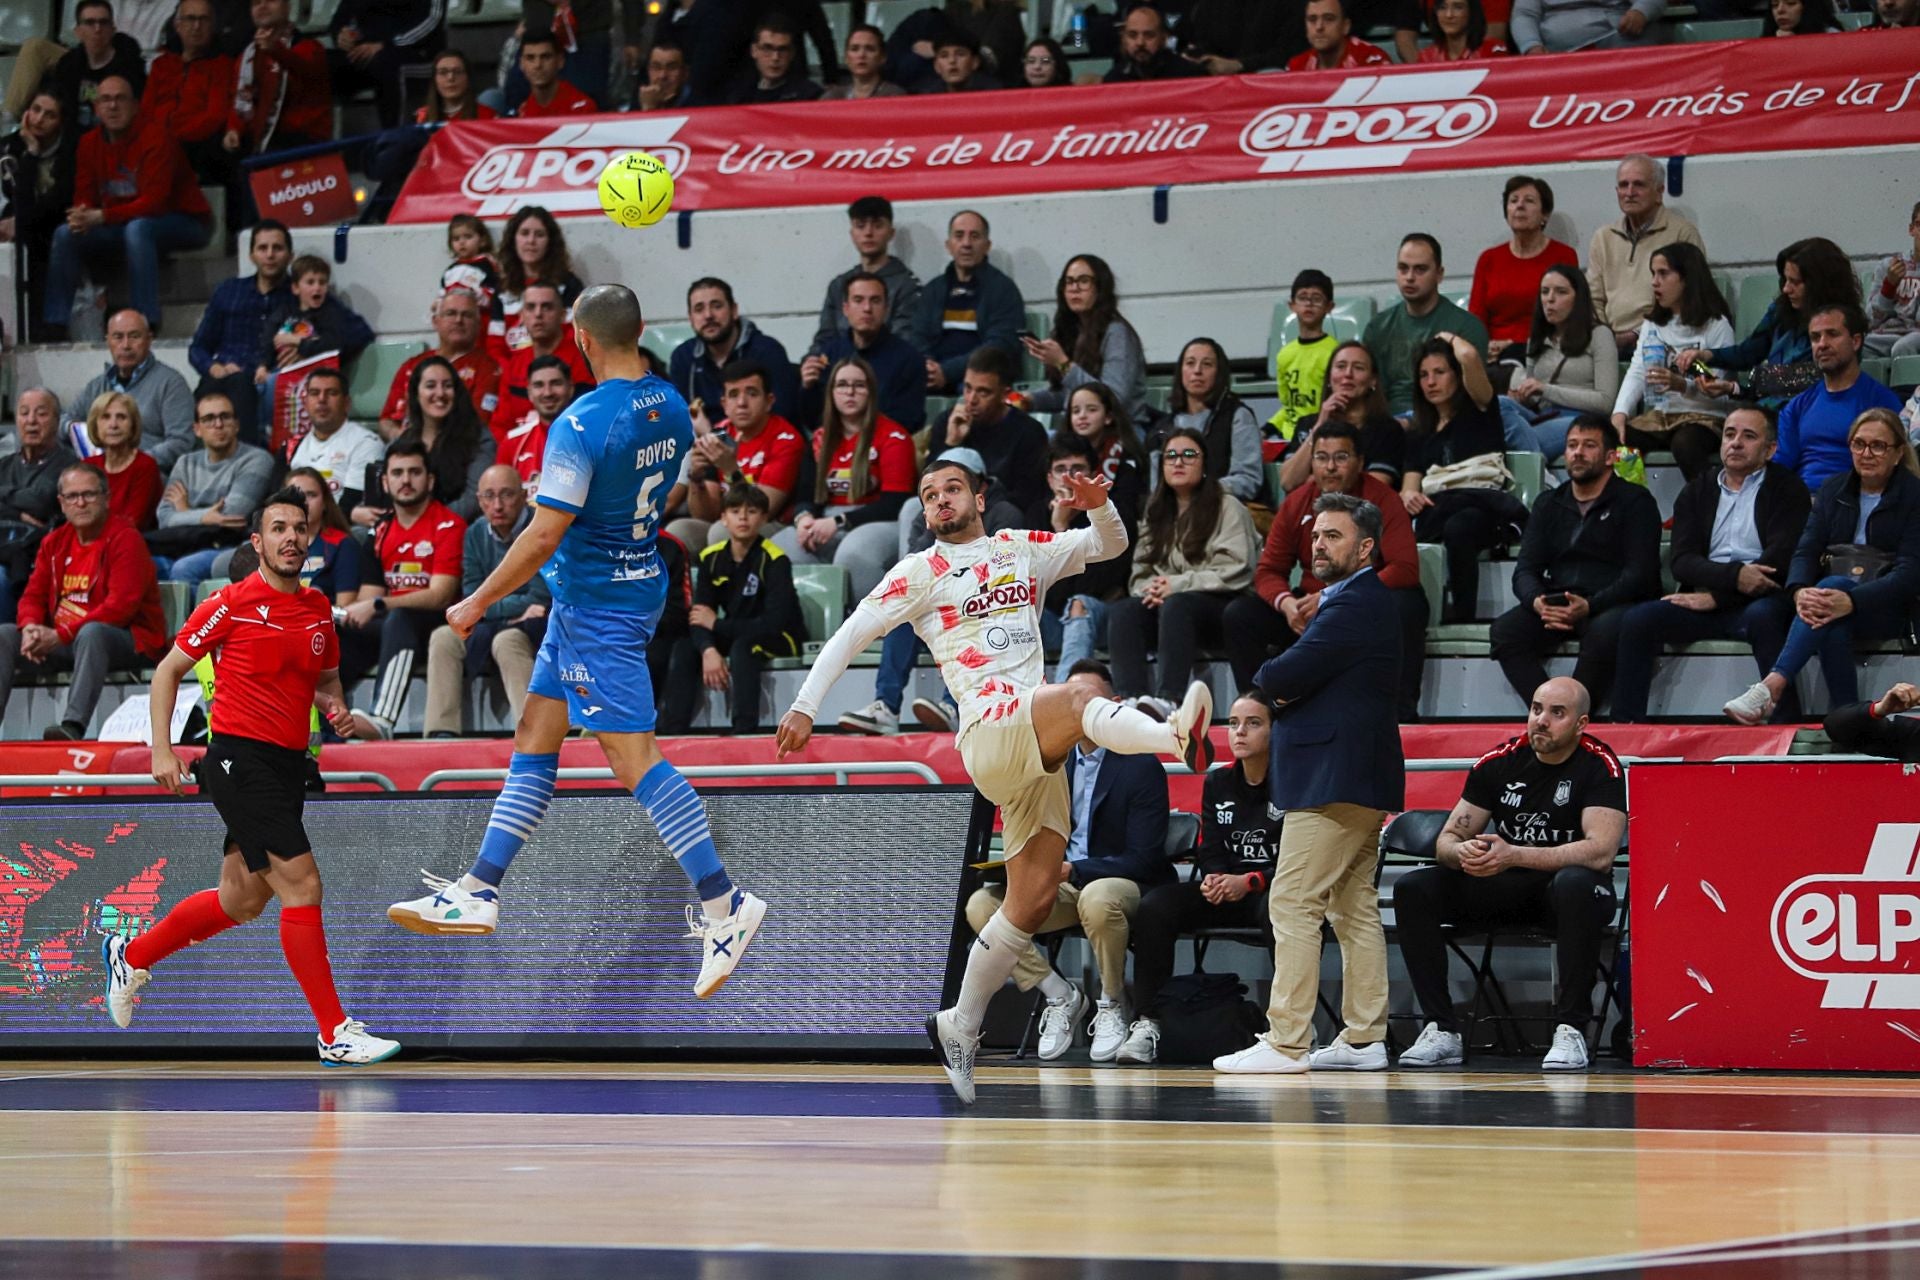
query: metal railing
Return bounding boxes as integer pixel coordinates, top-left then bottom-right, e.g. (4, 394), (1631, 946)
(0, 771), (399, 792)
(416, 761), (944, 791)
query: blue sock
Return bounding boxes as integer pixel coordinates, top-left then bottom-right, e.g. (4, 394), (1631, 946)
(469, 751), (559, 886)
(635, 759), (734, 909)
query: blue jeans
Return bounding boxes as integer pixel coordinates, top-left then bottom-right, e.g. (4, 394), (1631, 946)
(1049, 595), (1110, 680)
(1531, 412), (1580, 462)
(153, 547), (229, 591)
(1497, 396), (1536, 455)
(1611, 595), (1789, 722)
(44, 213), (212, 329)
(874, 623), (944, 714)
(1771, 575), (1906, 709)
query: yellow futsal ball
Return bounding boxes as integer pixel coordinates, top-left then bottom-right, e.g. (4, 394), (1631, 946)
(598, 151), (674, 228)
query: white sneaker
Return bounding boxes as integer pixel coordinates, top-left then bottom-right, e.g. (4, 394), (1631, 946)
(1543, 1023), (1590, 1071)
(1129, 695), (1175, 722)
(910, 696), (955, 732)
(1307, 1036), (1388, 1071)
(1088, 998), (1128, 1063)
(1397, 1021), (1465, 1068)
(687, 890), (767, 998)
(1171, 681), (1216, 773)
(1116, 1017), (1160, 1064)
(1723, 681), (1775, 725)
(318, 1017), (401, 1066)
(102, 934), (150, 1028)
(926, 1007), (981, 1104)
(1035, 984), (1084, 1060)
(1212, 1039), (1309, 1074)
(387, 871), (500, 936)
(838, 699), (899, 735)
(348, 709), (393, 740)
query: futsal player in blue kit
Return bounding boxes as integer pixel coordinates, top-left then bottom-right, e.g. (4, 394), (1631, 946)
(388, 284), (767, 997)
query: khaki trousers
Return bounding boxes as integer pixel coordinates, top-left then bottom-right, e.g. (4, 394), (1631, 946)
(966, 877), (1141, 1001)
(1263, 802), (1390, 1056)
(424, 624), (536, 736)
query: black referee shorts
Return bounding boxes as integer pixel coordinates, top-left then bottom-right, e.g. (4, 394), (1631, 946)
(200, 735), (314, 872)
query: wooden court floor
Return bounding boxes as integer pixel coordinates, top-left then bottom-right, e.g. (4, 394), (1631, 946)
(3, 1059), (1920, 1279)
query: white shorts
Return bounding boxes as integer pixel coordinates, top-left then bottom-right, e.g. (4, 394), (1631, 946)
(957, 697), (1069, 859)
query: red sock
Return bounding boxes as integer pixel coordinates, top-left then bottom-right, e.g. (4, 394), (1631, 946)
(124, 889), (240, 970)
(279, 904), (347, 1039)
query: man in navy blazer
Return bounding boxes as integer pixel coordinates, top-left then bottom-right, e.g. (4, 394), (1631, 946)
(964, 661), (1172, 1063)
(1216, 492), (1404, 1076)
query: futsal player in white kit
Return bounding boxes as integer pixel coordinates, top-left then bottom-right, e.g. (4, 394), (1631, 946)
(776, 454), (1214, 1103)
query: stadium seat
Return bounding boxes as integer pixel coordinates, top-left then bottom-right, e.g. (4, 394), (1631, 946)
(790, 563), (849, 646)
(1675, 18), (1764, 39)
(865, 0), (925, 36)
(1417, 543), (1444, 629)
(1021, 308), (1051, 383)
(1506, 450), (1544, 509)
(347, 340), (417, 422)
(1266, 300), (1368, 356)
(1862, 357), (1893, 386)
(157, 582), (193, 638)
(1733, 271), (1778, 341)
(1891, 354), (1920, 388)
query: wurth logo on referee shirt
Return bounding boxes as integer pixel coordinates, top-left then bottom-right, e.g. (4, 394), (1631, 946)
(1772, 823), (1920, 1008)
(1238, 69), (1495, 173)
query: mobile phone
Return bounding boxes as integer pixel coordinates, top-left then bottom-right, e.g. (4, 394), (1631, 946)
(1017, 329), (1037, 340)
(1688, 358), (1713, 376)
(1545, 592), (1570, 608)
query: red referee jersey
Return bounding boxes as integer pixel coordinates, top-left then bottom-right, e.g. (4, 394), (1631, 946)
(177, 573), (339, 752)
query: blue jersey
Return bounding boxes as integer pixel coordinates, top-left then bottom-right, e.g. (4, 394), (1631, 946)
(535, 374), (690, 616)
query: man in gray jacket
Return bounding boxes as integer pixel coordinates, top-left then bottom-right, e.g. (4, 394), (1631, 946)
(151, 392), (275, 588)
(1511, 0), (1665, 55)
(74, 310), (195, 470)
(810, 195), (923, 355)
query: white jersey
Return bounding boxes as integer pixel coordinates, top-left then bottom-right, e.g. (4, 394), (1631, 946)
(790, 501), (1128, 735)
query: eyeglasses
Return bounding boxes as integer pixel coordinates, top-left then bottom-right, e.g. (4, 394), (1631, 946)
(1024, 54), (1056, 65)
(1164, 449), (1202, 462)
(1851, 438), (1897, 456)
(1050, 463), (1091, 477)
(1062, 274), (1097, 288)
(196, 411), (237, 423)
(1293, 293), (1331, 307)
(830, 379), (869, 391)
(1311, 452), (1356, 466)
(754, 40), (793, 53)
(476, 489), (519, 502)
(59, 490), (106, 503)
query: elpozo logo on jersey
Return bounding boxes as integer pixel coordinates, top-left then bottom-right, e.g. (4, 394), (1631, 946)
(1238, 69), (1495, 174)
(962, 572), (1033, 619)
(1771, 822), (1920, 1009)
(461, 120), (692, 218)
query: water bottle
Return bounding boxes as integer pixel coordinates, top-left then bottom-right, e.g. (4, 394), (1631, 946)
(1642, 332), (1668, 413)
(1067, 5), (1089, 52)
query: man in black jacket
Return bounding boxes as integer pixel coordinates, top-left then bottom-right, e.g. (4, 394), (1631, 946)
(1612, 409), (1812, 721)
(1827, 681), (1920, 760)
(669, 481), (802, 734)
(1489, 416), (1662, 714)
(328, 0), (445, 129)
(1104, 3), (1207, 81)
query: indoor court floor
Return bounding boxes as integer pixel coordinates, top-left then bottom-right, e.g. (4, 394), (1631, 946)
(2, 1059), (1919, 1279)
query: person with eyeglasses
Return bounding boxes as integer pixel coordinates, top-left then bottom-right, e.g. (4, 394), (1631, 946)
(1773, 303), (1905, 492)
(1019, 36), (1071, 87)
(51, 0), (147, 134)
(0, 464), (166, 740)
(152, 392), (277, 589)
(725, 14), (823, 104)
(1727, 408), (1920, 724)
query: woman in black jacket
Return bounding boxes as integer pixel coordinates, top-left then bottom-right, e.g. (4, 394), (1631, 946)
(1727, 408), (1920, 722)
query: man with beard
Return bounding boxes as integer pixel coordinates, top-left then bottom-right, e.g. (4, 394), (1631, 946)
(668, 276), (800, 427)
(1772, 303), (1904, 492)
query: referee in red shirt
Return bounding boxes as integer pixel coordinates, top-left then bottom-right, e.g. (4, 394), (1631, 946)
(101, 488), (402, 1066)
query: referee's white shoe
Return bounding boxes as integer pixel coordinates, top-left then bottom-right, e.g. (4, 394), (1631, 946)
(387, 871), (500, 935)
(318, 1017), (401, 1066)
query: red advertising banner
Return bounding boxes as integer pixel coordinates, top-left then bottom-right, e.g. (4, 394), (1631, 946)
(1632, 762), (1920, 1072)
(268, 349), (341, 459)
(248, 151), (358, 227)
(0, 741), (129, 798)
(391, 31), (1920, 223)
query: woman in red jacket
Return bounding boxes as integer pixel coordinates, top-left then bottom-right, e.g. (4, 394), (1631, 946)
(83, 391), (162, 532)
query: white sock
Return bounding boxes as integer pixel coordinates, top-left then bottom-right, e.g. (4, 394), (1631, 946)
(1037, 970), (1072, 1002)
(456, 874), (491, 893)
(1081, 696), (1177, 756)
(953, 911), (1031, 1036)
(701, 889), (739, 923)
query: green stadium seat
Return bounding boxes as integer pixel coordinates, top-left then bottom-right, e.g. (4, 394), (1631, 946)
(1861, 357), (1892, 386)
(1506, 451), (1544, 509)
(347, 340), (418, 422)
(1021, 309), (1052, 383)
(642, 321), (694, 364)
(1676, 18), (1763, 39)
(791, 564), (849, 645)
(1267, 301), (1368, 358)
(1733, 271), (1778, 341)
(1891, 355), (1920, 389)
(1417, 543), (1444, 629)
(157, 582), (193, 638)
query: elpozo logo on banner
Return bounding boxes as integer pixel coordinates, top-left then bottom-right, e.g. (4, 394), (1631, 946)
(1237, 69), (1496, 173)
(1771, 822), (1920, 1009)
(461, 120), (692, 218)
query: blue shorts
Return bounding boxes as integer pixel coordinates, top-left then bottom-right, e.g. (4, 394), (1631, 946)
(527, 601), (659, 733)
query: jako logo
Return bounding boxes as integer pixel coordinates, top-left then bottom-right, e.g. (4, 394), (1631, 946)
(462, 121), (690, 217)
(1238, 69), (1495, 174)
(1771, 822), (1920, 1008)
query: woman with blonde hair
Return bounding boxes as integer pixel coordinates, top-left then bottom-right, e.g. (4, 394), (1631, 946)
(82, 391), (161, 531)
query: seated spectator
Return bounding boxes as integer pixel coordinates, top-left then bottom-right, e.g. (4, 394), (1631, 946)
(1471, 176), (1579, 362)
(634, 33), (696, 109)
(1491, 416), (1661, 711)
(1508, 265), (1621, 461)
(1682, 238), (1858, 411)
(0, 389), (83, 533)
(1771, 304), (1904, 492)
(1177, 0), (1301, 72)
(286, 466), (365, 604)
(928, 347), (1052, 521)
(77, 310), (196, 470)
(1825, 680), (1920, 760)
(679, 361), (809, 544)
(1403, 335), (1524, 622)
(778, 356), (917, 599)
(915, 210), (1023, 394)
(938, 0), (1028, 81)
(497, 355), (573, 491)
(495, 206), (585, 357)
(512, 0), (617, 110)
(287, 368), (385, 512)
(1420, 0), (1511, 58)
(52, 0), (148, 134)
(1610, 242), (1737, 480)
(381, 289), (502, 442)
(383, 357), (492, 524)
(728, 15), (824, 103)
(423, 465), (547, 737)
(115, 0), (183, 53)
(1023, 256), (1149, 422)
(509, 31), (597, 117)
(1613, 409), (1811, 722)
(152, 391), (276, 587)
(1018, 36), (1073, 86)
(1870, 0), (1919, 25)
(1106, 3), (1207, 81)
(1286, 0), (1391, 70)
(1363, 234), (1490, 417)
(1726, 409), (1920, 723)
(673, 482), (804, 734)
(821, 23), (905, 99)
(0, 90), (77, 344)
(254, 255), (376, 388)
(812, 196), (922, 353)
(1587, 154), (1706, 355)
(1228, 419), (1428, 717)
(1867, 201), (1920, 358)
(418, 48), (496, 121)
(1045, 434), (1143, 677)
(43, 76), (212, 341)
(0, 462), (166, 739)
(1511, 0), (1663, 52)
(1107, 427), (1258, 708)
(1165, 337), (1264, 506)
(799, 271), (926, 431)
(341, 441), (467, 738)
(1763, 0), (1843, 30)
(669, 277), (802, 427)
(912, 28), (999, 92)
(142, 0), (236, 181)
(222, 0), (332, 157)
(1276, 340), (1407, 492)
(1270, 269), (1339, 446)
(1058, 383), (1150, 505)
(1119, 690), (1282, 1064)
(189, 219), (291, 443)
(963, 660), (1172, 1062)
(443, 215), (504, 346)
(1394, 676), (1626, 1073)
(327, 0), (445, 129)
(489, 283), (596, 447)
(81, 392), (162, 533)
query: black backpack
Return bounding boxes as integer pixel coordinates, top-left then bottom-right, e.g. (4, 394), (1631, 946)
(1153, 973), (1266, 1064)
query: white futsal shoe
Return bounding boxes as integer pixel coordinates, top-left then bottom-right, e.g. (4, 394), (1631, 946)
(1212, 1039), (1309, 1074)
(102, 934), (150, 1028)
(1036, 983), (1085, 1060)
(387, 871), (500, 936)
(1171, 681), (1216, 773)
(319, 1017), (401, 1066)
(1088, 999), (1129, 1063)
(1542, 1024), (1591, 1072)
(1307, 1036), (1389, 1071)
(1397, 1022), (1465, 1068)
(927, 1007), (982, 1103)
(687, 890), (767, 998)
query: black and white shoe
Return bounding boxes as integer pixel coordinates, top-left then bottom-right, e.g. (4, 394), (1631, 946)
(102, 934), (150, 1028)
(926, 1008), (981, 1104)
